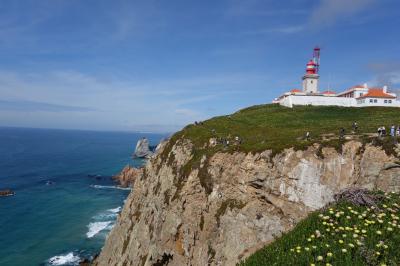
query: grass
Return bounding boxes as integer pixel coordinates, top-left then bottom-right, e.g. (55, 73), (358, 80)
(164, 104), (400, 195)
(180, 104), (400, 154)
(240, 191), (400, 266)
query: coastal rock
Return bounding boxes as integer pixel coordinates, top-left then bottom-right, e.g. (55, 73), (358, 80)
(112, 165), (143, 188)
(94, 140), (400, 266)
(0, 189), (15, 197)
(134, 137), (153, 158)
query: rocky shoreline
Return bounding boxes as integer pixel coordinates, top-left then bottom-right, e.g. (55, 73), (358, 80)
(112, 165), (143, 188)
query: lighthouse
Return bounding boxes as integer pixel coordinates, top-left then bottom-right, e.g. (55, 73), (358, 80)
(302, 47), (320, 94)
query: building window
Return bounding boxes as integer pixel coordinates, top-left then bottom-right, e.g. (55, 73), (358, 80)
(389, 100), (392, 103)
(384, 100), (388, 103)
(374, 99), (378, 103)
(369, 99), (373, 103)
(360, 93), (363, 97)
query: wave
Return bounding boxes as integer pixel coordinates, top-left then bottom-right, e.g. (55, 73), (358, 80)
(86, 221), (113, 238)
(47, 252), (80, 266)
(93, 207), (121, 220)
(108, 206), (121, 213)
(90, 184), (131, 191)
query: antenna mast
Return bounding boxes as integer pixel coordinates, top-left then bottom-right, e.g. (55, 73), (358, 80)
(313, 46), (321, 74)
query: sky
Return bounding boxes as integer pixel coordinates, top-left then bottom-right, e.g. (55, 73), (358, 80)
(0, 0), (399, 132)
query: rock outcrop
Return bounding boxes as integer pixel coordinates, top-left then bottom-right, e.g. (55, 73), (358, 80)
(0, 189), (15, 197)
(134, 138), (153, 158)
(94, 139), (400, 266)
(112, 166), (143, 188)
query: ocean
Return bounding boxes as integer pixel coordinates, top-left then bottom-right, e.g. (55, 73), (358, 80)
(0, 127), (167, 266)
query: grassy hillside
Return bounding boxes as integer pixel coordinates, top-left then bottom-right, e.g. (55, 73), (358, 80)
(162, 104), (400, 197)
(240, 191), (400, 266)
(178, 104), (400, 154)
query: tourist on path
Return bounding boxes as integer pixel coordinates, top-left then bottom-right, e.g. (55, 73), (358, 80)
(391, 125), (396, 137)
(352, 121), (358, 133)
(339, 128), (345, 140)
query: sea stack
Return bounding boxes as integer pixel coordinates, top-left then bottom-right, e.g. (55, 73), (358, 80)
(133, 137), (153, 158)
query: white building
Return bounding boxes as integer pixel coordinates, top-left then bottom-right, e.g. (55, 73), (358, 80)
(274, 48), (400, 108)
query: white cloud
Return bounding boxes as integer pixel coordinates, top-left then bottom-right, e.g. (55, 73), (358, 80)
(0, 69), (268, 131)
(309, 0), (376, 28)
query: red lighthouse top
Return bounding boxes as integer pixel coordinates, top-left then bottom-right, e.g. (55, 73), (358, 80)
(306, 60), (317, 74)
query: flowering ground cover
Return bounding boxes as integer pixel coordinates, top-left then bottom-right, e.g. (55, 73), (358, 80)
(240, 191), (400, 266)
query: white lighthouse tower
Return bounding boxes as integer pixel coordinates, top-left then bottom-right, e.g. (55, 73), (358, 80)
(302, 47), (320, 94)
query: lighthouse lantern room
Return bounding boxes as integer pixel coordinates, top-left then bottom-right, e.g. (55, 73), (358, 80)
(302, 47), (320, 94)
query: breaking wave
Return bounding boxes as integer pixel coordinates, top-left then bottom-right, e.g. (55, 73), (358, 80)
(47, 252), (80, 265)
(86, 221), (113, 238)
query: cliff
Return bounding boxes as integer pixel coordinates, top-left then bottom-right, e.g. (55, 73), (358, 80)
(94, 105), (400, 266)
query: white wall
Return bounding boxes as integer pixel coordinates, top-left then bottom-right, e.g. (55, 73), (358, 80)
(280, 95), (354, 108)
(279, 95), (400, 108)
(302, 75), (319, 93)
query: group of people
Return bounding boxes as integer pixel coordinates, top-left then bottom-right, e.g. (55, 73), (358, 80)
(216, 136), (242, 147)
(377, 125), (400, 137)
(304, 121), (400, 141)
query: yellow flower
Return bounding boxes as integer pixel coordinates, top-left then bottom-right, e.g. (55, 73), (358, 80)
(307, 238), (312, 242)
(387, 227), (393, 231)
(296, 246), (301, 249)
(376, 251), (381, 256)
(327, 252), (333, 257)
(339, 240), (344, 244)
(326, 264), (332, 266)
(342, 249), (347, 253)
(376, 230), (382, 235)
(305, 247), (310, 251)
(325, 244), (330, 248)
(310, 264), (315, 266)
(348, 243), (355, 248)
(317, 256), (323, 261)
(361, 229), (367, 234)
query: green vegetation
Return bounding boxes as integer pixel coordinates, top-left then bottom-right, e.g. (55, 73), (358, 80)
(165, 104), (400, 195)
(180, 104), (400, 154)
(240, 191), (400, 266)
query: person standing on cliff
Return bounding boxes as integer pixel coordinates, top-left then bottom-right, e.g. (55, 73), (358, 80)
(352, 121), (358, 133)
(390, 125), (396, 137)
(339, 128), (345, 140)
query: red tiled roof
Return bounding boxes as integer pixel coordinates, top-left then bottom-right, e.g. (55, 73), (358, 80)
(358, 88), (396, 99)
(322, 90), (336, 95)
(290, 89), (301, 93)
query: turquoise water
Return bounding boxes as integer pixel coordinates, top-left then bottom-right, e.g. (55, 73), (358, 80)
(0, 127), (166, 266)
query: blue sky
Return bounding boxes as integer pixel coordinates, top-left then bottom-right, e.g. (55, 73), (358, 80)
(0, 0), (399, 132)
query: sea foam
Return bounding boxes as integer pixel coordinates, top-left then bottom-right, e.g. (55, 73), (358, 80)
(90, 184), (131, 191)
(108, 206), (121, 213)
(48, 252), (80, 265)
(86, 221), (113, 238)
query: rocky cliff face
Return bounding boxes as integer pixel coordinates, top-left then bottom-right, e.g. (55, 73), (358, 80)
(94, 139), (400, 266)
